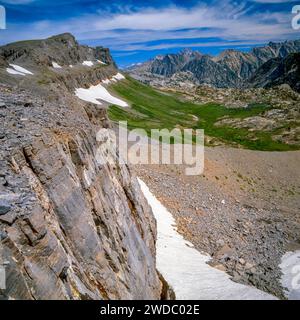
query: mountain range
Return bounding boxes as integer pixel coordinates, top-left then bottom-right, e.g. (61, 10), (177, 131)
(127, 40), (300, 91)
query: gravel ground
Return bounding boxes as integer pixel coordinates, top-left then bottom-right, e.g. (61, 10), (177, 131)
(133, 146), (300, 299)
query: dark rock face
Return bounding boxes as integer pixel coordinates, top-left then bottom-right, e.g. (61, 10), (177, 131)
(129, 40), (300, 88)
(149, 49), (202, 77)
(183, 55), (238, 88)
(213, 50), (259, 82)
(95, 47), (116, 67)
(248, 53), (300, 93)
(0, 34), (162, 300)
(0, 200), (11, 215)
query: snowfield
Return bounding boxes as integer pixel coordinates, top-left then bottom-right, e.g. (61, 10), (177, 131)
(75, 83), (128, 107)
(75, 73), (128, 107)
(138, 178), (277, 300)
(52, 62), (62, 69)
(280, 250), (300, 300)
(7, 64), (33, 76)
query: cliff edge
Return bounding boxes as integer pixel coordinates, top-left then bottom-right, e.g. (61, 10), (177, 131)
(0, 34), (162, 300)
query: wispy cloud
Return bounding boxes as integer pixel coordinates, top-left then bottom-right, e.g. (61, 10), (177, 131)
(0, 0), (298, 65)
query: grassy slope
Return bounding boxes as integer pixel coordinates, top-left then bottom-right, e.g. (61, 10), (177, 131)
(108, 77), (299, 151)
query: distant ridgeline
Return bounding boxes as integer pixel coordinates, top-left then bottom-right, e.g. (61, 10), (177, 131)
(127, 40), (300, 92)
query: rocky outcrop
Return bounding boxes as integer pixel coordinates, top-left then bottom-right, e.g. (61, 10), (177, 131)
(0, 34), (162, 300)
(128, 39), (300, 88)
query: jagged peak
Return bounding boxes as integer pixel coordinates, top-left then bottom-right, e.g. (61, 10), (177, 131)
(45, 33), (78, 49)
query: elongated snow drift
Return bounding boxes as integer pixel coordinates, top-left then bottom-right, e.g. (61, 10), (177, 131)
(7, 64), (33, 76)
(138, 178), (277, 300)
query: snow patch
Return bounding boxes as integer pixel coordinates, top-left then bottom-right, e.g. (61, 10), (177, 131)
(113, 72), (125, 80)
(52, 62), (62, 69)
(6, 68), (26, 76)
(9, 64), (33, 75)
(69, 65), (73, 68)
(82, 61), (94, 67)
(138, 178), (277, 300)
(97, 60), (106, 65)
(7, 64), (34, 76)
(280, 250), (300, 300)
(75, 84), (128, 107)
(102, 79), (111, 85)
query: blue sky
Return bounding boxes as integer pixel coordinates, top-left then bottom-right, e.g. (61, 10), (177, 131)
(0, 0), (299, 67)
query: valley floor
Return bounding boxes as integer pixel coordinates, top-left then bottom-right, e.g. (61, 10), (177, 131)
(133, 146), (300, 299)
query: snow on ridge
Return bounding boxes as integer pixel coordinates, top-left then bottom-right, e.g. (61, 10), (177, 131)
(97, 60), (106, 65)
(75, 71), (127, 106)
(82, 61), (94, 67)
(101, 73), (125, 85)
(75, 83), (128, 107)
(52, 62), (62, 69)
(138, 178), (277, 300)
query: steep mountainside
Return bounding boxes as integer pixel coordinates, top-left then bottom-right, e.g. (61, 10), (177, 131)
(0, 34), (163, 300)
(149, 49), (202, 77)
(249, 53), (300, 93)
(128, 40), (300, 88)
(213, 49), (259, 80)
(182, 54), (238, 88)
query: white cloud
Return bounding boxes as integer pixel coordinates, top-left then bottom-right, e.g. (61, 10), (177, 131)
(0, 2), (298, 52)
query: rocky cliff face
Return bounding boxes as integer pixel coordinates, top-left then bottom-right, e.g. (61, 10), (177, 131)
(128, 40), (300, 88)
(149, 49), (202, 77)
(0, 34), (162, 300)
(248, 53), (300, 93)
